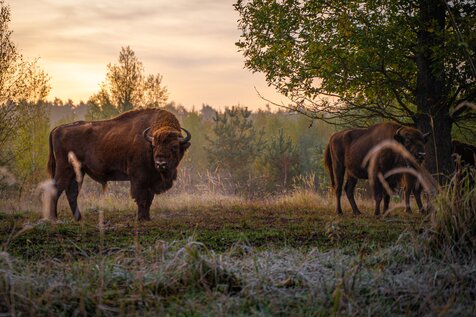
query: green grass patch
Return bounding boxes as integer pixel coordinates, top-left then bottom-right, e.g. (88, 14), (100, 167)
(2, 191), (472, 316)
(1, 199), (420, 259)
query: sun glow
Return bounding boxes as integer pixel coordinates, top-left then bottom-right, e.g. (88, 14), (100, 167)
(10, 0), (284, 109)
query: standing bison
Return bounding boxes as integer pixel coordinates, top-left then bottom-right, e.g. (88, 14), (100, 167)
(403, 140), (476, 213)
(47, 108), (191, 221)
(324, 122), (429, 216)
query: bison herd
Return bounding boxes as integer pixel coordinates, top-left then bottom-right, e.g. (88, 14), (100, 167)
(47, 109), (474, 220)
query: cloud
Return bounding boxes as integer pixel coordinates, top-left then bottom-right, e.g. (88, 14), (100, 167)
(8, 0), (284, 108)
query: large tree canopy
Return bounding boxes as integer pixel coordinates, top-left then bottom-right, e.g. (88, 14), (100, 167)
(235, 0), (476, 177)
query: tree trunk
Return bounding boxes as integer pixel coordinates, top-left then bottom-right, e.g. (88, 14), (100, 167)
(415, 0), (454, 181)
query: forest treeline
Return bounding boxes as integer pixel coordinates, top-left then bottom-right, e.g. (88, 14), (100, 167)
(0, 0), (335, 197)
(1, 0), (474, 198)
(0, 98), (337, 197)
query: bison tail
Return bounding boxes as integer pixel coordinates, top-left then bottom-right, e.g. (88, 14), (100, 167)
(47, 130), (56, 178)
(324, 144), (335, 188)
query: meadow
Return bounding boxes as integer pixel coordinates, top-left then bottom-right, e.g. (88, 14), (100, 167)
(1, 175), (475, 316)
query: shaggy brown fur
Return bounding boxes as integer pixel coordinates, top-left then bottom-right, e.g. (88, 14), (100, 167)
(47, 108), (191, 221)
(324, 122), (429, 216)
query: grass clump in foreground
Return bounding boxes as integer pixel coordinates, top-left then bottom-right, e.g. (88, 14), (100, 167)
(427, 167), (476, 259)
(0, 179), (475, 316)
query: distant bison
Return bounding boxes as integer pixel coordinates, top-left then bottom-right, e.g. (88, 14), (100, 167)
(324, 122), (429, 216)
(47, 109), (191, 221)
(403, 140), (475, 213)
(452, 140), (476, 168)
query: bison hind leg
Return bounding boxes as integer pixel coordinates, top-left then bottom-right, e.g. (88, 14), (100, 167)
(66, 178), (82, 221)
(344, 176), (361, 215)
(332, 163), (346, 215)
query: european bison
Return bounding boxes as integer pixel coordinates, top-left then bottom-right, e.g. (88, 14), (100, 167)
(324, 122), (429, 216)
(47, 108), (191, 221)
(403, 140), (476, 213)
(452, 140), (476, 167)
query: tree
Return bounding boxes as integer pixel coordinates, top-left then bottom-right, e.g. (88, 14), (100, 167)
(0, 0), (50, 167)
(261, 128), (300, 190)
(107, 46), (144, 112)
(91, 46), (168, 116)
(12, 101), (50, 190)
(143, 74), (168, 108)
(235, 0), (476, 178)
(85, 83), (119, 120)
(206, 106), (265, 192)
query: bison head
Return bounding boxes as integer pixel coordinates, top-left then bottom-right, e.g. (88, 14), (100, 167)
(394, 126), (430, 163)
(143, 127), (191, 173)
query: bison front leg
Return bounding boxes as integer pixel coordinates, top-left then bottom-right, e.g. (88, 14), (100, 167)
(413, 186), (425, 214)
(131, 182), (154, 221)
(404, 185), (413, 214)
(383, 193), (390, 214)
(373, 183), (383, 217)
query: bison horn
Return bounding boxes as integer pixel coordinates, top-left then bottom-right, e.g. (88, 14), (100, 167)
(395, 126), (404, 136)
(179, 127), (191, 144)
(143, 127), (154, 143)
(422, 132), (431, 142)
(394, 126), (406, 144)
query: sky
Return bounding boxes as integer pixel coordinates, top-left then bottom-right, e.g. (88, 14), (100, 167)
(9, 0), (285, 110)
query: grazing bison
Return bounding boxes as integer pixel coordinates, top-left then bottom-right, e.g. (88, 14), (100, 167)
(47, 108), (191, 221)
(403, 140), (475, 213)
(452, 140), (476, 167)
(324, 122), (429, 216)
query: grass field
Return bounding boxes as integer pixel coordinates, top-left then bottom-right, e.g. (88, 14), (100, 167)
(1, 186), (475, 316)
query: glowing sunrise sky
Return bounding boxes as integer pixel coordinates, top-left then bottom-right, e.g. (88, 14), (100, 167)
(10, 0), (284, 110)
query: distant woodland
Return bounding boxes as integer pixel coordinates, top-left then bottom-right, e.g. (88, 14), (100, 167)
(1, 0), (475, 198)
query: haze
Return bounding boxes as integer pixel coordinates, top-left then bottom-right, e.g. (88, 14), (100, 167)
(10, 0), (284, 109)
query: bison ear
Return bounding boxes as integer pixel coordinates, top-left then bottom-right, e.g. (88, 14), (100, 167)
(422, 132), (431, 143)
(394, 133), (405, 144)
(180, 142), (191, 152)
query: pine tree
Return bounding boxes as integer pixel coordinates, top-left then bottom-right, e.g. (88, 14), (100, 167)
(206, 106), (264, 193)
(261, 128), (300, 191)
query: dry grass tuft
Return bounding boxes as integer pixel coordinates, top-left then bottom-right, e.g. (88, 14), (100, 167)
(1, 180), (475, 315)
(427, 167), (476, 258)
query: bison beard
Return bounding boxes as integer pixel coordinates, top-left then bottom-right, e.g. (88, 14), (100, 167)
(324, 122), (429, 216)
(47, 109), (191, 221)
